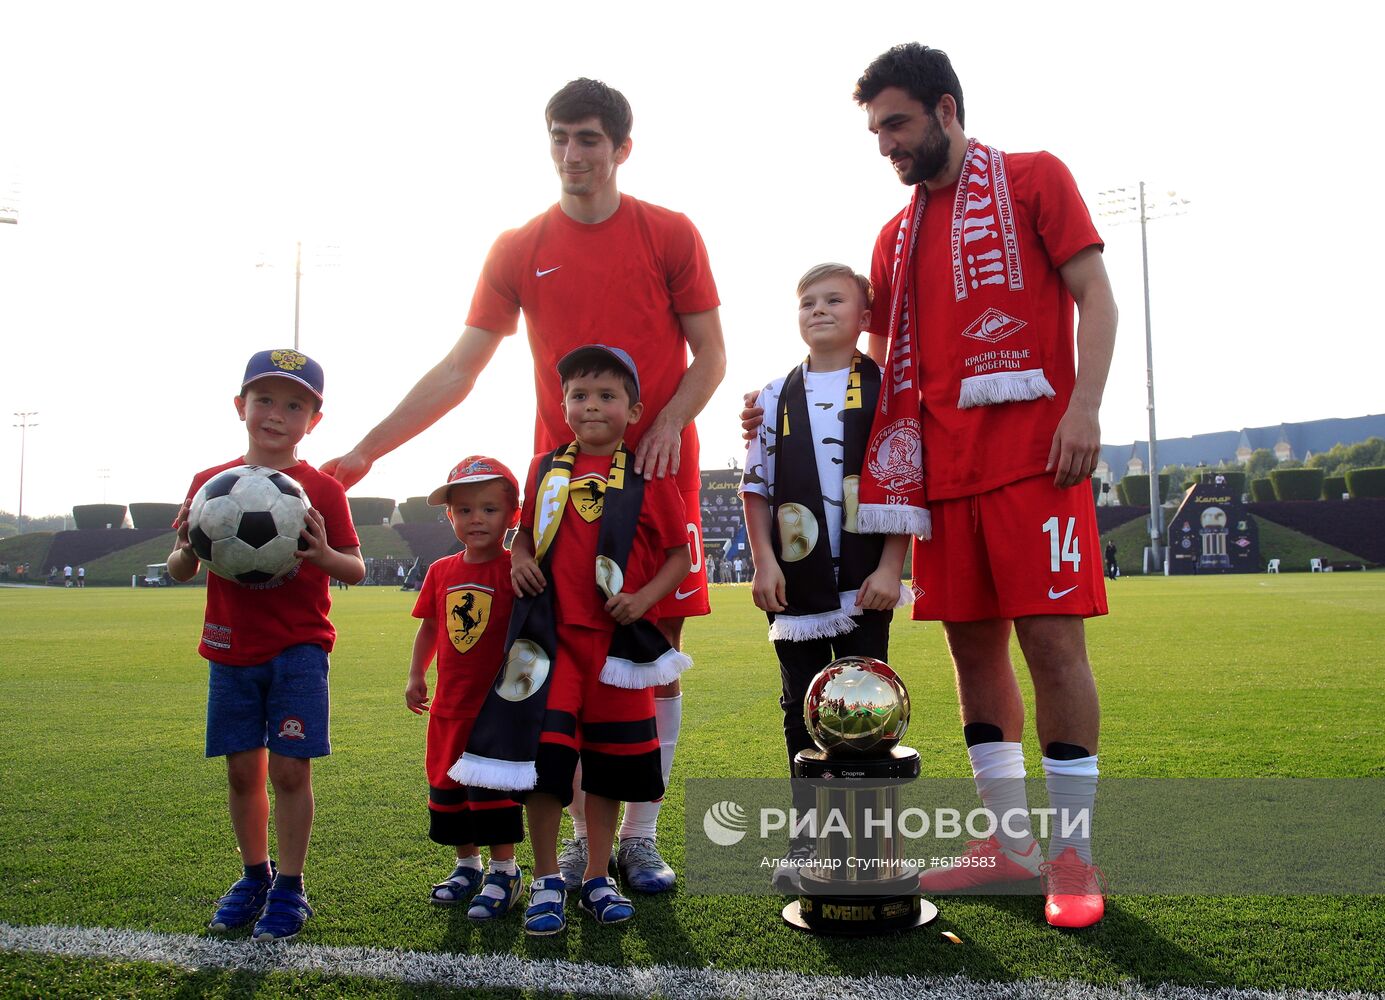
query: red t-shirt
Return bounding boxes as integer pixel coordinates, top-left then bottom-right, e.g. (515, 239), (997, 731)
(411, 550), (514, 719)
(466, 196), (721, 494)
(870, 151), (1102, 500)
(520, 451), (688, 630)
(185, 459), (359, 665)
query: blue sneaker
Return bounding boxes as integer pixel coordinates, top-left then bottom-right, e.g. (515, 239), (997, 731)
(523, 875), (567, 936)
(616, 837), (676, 894)
(467, 866), (524, 921)
(430, 862), (484, 905)
(578, 875), (634, 925)
(208, 867), (274, 932)
(251, 883), (314, 943)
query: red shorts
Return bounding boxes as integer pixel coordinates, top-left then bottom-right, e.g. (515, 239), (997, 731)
(425, 713), (523, 847)
(535, 624), (663, 805)
(652, 487), (710, 621)
(911, 474), (1108, 622)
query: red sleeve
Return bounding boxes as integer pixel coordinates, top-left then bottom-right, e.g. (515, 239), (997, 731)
(1025, 152), (1103, 269)
(867, 214), (901, 339)
(412, 563), (439, 619)
(646, 477), (691, 550)
(662, 213), (721, 315)
(519, 454), (544, 531)
(464, 230), (523, 335)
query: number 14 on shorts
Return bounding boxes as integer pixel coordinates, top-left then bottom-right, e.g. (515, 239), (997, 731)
(1042, 516), (1081, 572)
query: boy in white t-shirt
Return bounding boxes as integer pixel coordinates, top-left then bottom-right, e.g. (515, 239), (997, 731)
(739, 263), (910, 890)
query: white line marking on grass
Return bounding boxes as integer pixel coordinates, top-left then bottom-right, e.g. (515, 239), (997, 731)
(1, 922), (1377, 1000)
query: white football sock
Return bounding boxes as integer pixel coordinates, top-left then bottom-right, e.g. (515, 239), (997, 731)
(568, 764), (587, 841)
(1043, 754), (1098, 863)
(454, 853), (482, 871)
(619, 694), (682, 842)
(968, 742), (1040, 870)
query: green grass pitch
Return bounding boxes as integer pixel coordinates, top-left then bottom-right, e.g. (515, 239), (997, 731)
(1, 575), (1382, 997)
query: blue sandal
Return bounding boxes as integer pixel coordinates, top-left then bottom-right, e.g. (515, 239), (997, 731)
(523, 875), (567, 936)
(468, 867), (524, 921)
(252, 884), (314, 942)
(431, 863), (483, 905)
(208, 871), (273, 932)
(578, 875), (634, 925)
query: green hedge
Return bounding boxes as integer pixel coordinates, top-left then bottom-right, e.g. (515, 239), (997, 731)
(1269, 468), (1324, 501)
(1250, 478), (1275, 502)
(1117, 473), (1171, 507)
(347, 497), (396, 527)
(72, 504), (128, 529)
(1345, 466), (1385, 499)
(129, 502), (181, 529)
(1322, 476), (1347, 501)
(397, 497), (438, 525)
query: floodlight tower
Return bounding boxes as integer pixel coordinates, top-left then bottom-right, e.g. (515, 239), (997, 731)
(257, 242), (339, 351)
(1096, 181), (1189, 571)
(13, 412), (37, 534)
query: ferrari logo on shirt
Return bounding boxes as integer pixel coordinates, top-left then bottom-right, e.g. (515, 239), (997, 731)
(446, 585), (493, 653)
(570, 474), (606, 523)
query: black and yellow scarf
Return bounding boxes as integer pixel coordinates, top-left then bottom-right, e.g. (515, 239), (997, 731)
(451, 442), (689, 792)
(768, 353), (901, 640)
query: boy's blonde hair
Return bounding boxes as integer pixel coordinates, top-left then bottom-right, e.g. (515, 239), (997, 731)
(796, 263), (874, 308)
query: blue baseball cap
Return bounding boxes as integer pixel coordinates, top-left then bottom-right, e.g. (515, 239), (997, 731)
(241, 349), (325, 401)
(556, 344), (640, 400)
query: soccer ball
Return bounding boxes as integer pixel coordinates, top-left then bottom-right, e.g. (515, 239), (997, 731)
(803, 656), (911, 757)
(188, 465), (311, 585)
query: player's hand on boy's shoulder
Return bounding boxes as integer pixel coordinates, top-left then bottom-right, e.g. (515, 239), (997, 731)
(751, 562), (786, 614)
(740, 390), (764, 441)
(405, 673), (430, 714)
(321, 451), (371, 490)
(510, 553), (546, 597)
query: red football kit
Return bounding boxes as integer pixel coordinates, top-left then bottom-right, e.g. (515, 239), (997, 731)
(185, 459), (358, 665)
(868, 152), (1106, 620)
(413, 551), (522, 846)
(466, 196), (719, 617)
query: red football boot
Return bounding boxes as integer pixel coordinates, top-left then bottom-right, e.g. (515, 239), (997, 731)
(918, 835), (1042, 892)
(1041, 846), (1107, 928)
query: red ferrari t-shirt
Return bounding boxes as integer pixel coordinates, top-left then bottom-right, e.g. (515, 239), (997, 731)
(411, 550), (514, 720)
(466, 196), (720, 494)
(520, 450), (688, 630)
(870, 151), (1102, 500)
(185, 459), (359, 666)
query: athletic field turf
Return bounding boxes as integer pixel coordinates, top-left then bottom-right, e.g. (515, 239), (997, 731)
(1, 576), (1382, 998)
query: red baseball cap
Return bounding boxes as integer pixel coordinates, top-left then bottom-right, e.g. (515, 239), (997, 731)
(427, 456), (520, 506)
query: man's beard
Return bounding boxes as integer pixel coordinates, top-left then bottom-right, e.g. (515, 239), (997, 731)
(898, 117), (951, 186)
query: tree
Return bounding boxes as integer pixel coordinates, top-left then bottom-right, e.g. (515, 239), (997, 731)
(1243, 449), (1279, 478)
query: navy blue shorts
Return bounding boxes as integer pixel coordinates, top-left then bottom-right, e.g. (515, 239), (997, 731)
(206, 644), (331, 759)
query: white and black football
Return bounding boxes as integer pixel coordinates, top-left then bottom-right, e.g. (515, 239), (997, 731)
(187, 465), (311, 585)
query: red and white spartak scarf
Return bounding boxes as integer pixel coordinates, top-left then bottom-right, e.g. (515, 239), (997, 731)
(859, 140), (1053, 537)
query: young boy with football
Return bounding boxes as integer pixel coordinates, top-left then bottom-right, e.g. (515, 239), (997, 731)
(739, 264), (911, 891)
(404, 456), (525, 920)
(168, 349), (365, 942)
(452, 345), (691, 935)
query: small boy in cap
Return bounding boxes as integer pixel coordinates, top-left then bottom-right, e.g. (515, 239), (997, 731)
(452, 345), (692, 935)
(168, 348), (365, 942)
(405, 456), (526, 919)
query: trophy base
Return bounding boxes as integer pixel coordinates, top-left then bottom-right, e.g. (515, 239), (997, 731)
(782, 893), (937, 936)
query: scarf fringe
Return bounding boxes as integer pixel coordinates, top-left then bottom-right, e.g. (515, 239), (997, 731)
(599, 646), (693, 690)
(449, 751), (537, 792)
(768, 584), (914, 641)
(857, 503), (932, 540)
(957, 370), (1055, 409)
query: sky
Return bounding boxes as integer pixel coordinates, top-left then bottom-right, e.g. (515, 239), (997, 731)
(3, 1), (1383, 519)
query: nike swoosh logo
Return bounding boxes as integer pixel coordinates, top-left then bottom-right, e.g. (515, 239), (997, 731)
(535, 266), (562, 277)
(674, 586), (702, 601)
(1047, 585), (1078, 600)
